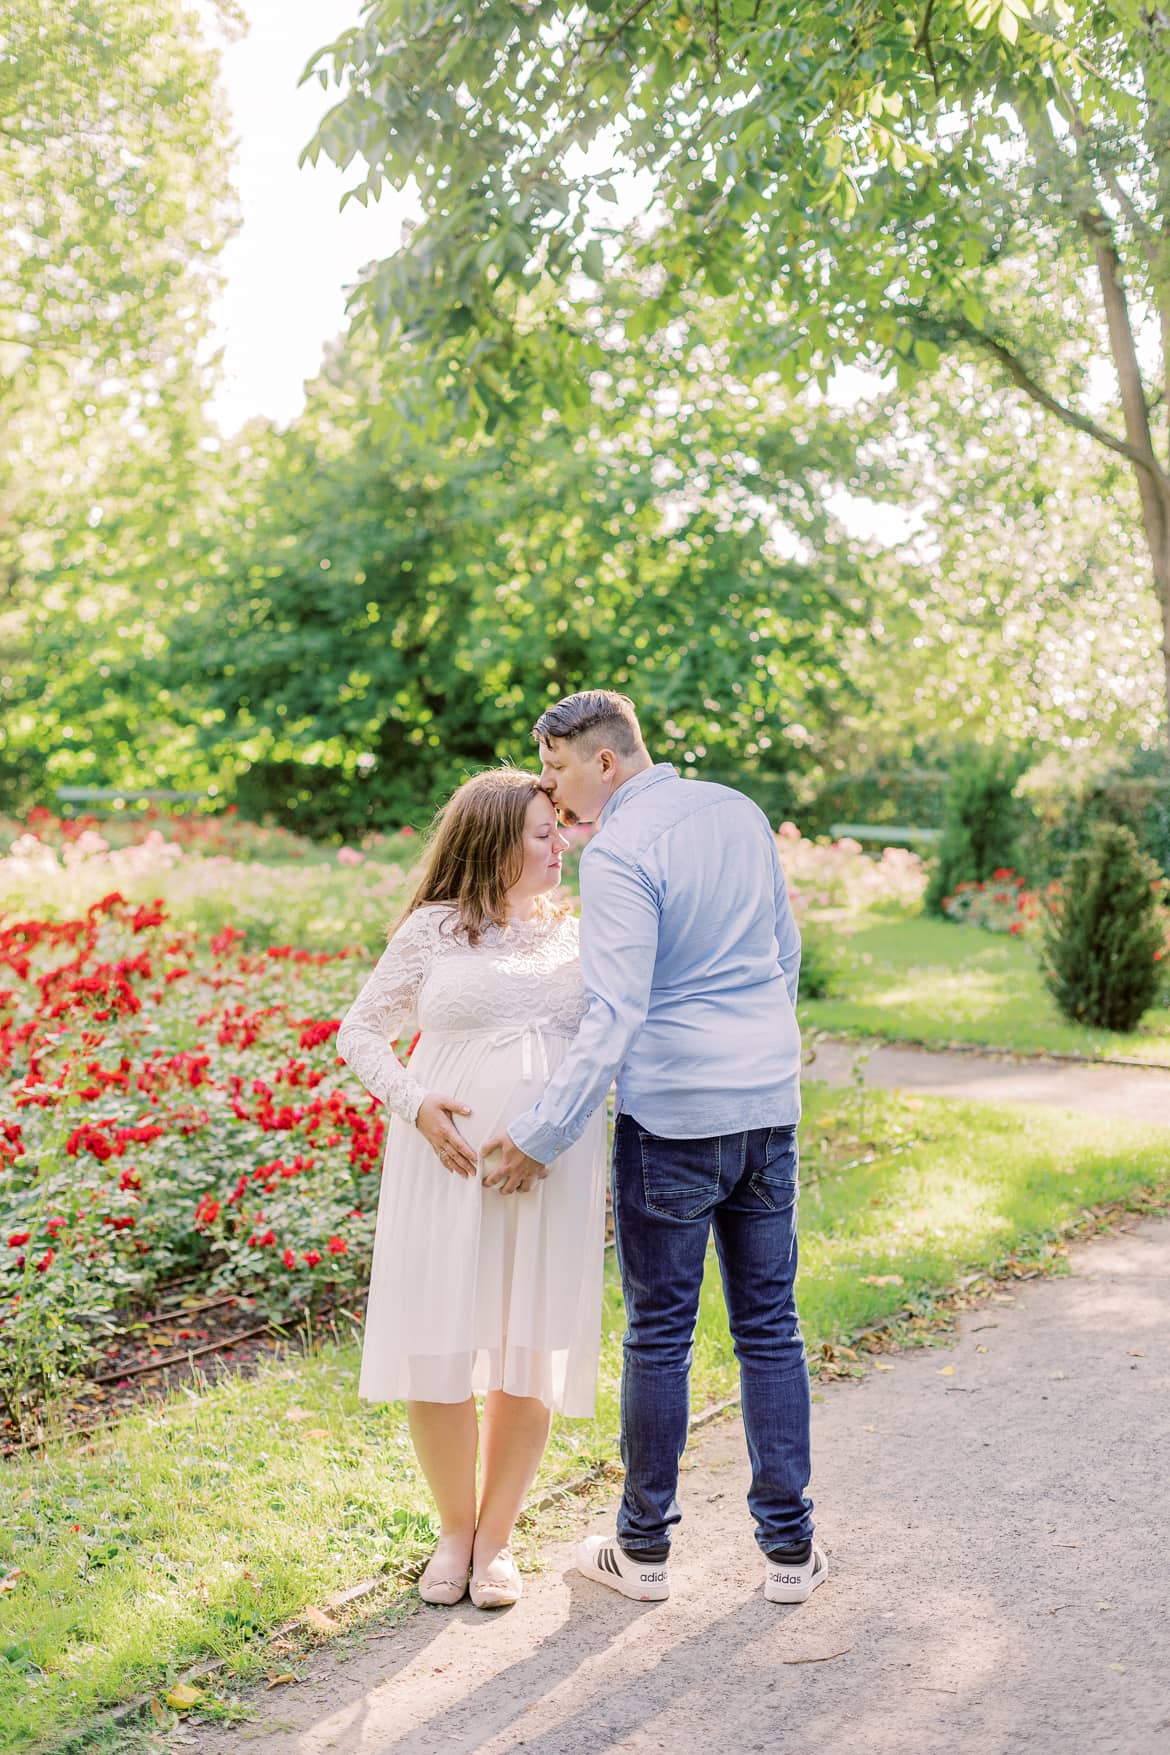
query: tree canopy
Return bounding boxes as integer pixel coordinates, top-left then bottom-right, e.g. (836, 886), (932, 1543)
(305, 0), (1170, 739)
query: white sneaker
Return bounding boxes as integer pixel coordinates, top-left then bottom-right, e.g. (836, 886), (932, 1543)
(764, 1544), (828, 1603)
(574, 1535), (670, 1601)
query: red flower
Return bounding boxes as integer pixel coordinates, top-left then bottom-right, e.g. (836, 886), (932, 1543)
(303, 1249), (322, 1268)
(45, 1216), (66, 1236)
(35, 1248), (54, 1273)
(7, 1231), (29, 1247)
(282, 1248), (297, 1269)
(327, 1236), (347, 1255)
(194, 1195), (220, 1227)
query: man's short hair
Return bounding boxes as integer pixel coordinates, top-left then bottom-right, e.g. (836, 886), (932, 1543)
(533, 690), (644, 759)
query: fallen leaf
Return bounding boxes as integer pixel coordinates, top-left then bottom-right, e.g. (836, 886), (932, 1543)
(1096, 1602), (1113, 1612)
(873, 1361), (895, 1372)
(0, 1570), (24, 1593)
(149, 1698), (168, 1725)
(1127, 1350), (1144, 1358)
(163, 1682), (203, 1711)
(937, 1366), (955, 1377)
(862, 1424), (876, 1433)
(1108, 1663), (1126, 1673)
(975, 1345), (987, 1354)
(860, 1274), (904, 1287)
(302, 1605), (340, 1634)
(265, 1673), (297, 1689)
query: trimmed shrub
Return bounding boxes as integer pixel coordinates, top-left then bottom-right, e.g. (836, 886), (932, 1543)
(925, 749), (1028, 916)
(1041, 822), (1167, 1032)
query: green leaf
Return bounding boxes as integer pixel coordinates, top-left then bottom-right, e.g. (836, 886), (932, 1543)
(581, 239), (605, 282)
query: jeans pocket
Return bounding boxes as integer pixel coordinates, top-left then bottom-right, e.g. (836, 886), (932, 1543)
(637, 1128), (723, 1221)
(749, 1126), (799, 1211)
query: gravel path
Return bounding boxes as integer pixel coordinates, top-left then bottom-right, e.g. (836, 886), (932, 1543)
(804, 1038), (1170, 1126)
(178, 1215), (1170, 1755)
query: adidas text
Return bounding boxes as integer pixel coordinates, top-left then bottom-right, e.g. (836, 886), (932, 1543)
(640, 1570), (667, 1583)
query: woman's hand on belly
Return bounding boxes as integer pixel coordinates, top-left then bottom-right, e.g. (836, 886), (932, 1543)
(415, 1093), (478, 1177)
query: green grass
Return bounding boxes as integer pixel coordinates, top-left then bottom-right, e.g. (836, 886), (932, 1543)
(801, 913), (1170, 1063)
(3, 1084), (1169, 1752)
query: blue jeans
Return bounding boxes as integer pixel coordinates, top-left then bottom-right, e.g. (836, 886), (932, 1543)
(611, 1112), (814, 1557)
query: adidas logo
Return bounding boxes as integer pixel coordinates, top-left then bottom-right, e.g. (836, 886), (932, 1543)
(640, 1570), (667, 1582)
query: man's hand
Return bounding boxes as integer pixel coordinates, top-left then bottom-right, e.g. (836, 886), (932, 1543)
(415, 1093), (478, 1177)
(481, 1129), (547, 1195)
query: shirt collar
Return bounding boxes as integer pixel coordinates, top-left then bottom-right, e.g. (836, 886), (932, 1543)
(597, 762), (678, 828)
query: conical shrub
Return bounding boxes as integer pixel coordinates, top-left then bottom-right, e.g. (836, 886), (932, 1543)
(1041, 822), (1167, 1032)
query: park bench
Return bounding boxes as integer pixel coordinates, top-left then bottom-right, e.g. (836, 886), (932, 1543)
(828, 821), (942, 847)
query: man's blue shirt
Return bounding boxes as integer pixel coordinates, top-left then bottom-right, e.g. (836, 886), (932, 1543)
(509, 763), (802, 1164)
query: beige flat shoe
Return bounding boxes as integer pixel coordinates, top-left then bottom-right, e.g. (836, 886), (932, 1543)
(470, 1548), (522, 1610)
(418, 1551), (471, 1606)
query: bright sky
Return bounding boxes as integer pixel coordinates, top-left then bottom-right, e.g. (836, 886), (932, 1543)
(204, 0), (418, 436)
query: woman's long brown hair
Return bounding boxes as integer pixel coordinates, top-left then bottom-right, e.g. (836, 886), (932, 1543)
(399, 768), (561, 946)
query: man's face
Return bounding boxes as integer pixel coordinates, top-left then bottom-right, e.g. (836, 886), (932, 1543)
(537, 737), (612, 827)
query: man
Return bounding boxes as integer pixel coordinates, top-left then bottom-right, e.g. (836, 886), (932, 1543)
(481, 690), (825, 1605)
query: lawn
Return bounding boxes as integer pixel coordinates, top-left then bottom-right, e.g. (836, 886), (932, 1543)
(3, 1083), (1168, 1752)
(801, 913), (1170, 1064)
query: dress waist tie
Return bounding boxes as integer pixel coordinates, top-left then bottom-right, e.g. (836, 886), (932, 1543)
(426, 1020), (571, 1084)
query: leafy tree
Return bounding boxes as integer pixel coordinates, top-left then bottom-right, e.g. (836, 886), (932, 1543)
(162, 329), (876, 832)
(842, 361), (1163, 757)
(0, 0), (238, 808)
(304, 0), (1170, 740)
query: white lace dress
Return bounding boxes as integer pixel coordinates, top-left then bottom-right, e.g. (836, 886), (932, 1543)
(336, 900), (608, 1417)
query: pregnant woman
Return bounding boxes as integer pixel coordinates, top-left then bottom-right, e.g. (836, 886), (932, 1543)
(337, 769), (607, 1609)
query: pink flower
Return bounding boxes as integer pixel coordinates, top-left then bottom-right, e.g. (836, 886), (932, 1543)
(336, 847), (364, 866)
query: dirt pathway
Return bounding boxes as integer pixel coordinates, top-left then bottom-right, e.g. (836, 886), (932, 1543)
(805, 1037), (1170, 1126)
(176, 1214), (1170, 1755)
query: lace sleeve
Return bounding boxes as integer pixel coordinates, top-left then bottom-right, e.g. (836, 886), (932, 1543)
(336, 907), (442, 1124)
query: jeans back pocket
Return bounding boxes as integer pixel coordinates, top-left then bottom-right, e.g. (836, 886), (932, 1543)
(748, 1126), (799, 1212)
(637, 1128), (724, 1221)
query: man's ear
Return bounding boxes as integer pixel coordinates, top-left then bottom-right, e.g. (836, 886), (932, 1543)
(596, 747), (618, 777)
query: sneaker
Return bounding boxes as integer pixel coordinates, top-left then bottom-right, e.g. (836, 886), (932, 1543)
(574, 1534), (670, 1601)
(764, 1544), (828, 1604)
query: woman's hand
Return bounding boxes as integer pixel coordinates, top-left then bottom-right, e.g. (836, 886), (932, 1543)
(415, 1094), (478, 1177)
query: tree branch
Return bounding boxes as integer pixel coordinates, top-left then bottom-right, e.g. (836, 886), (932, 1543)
(930, 308), (1169, 482)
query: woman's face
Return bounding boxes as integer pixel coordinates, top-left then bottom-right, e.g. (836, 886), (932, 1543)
(512, 792), (570, 899)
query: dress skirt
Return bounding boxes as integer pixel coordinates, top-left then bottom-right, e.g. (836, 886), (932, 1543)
(357, 1023), (608, 1419)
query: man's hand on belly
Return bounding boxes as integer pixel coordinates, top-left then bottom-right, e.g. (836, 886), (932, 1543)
(481, 1130), (547, 1196)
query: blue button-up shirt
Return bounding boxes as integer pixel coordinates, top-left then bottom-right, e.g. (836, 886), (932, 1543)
(509, 763), (802, 1164)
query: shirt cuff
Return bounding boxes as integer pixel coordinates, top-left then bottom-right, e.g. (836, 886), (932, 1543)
(508, 1108), (566, 1166)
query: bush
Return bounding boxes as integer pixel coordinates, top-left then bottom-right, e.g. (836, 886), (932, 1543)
(925, 749), (1029, 917)
(941, 869), (1047, 936)
(796, 922), (840, 1000)
(1018, 746), (1170, 882)
(1041, 823), (1167, 1032)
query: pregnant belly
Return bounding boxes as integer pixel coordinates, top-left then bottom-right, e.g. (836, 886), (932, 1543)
(407, 1028), (570, 1160)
